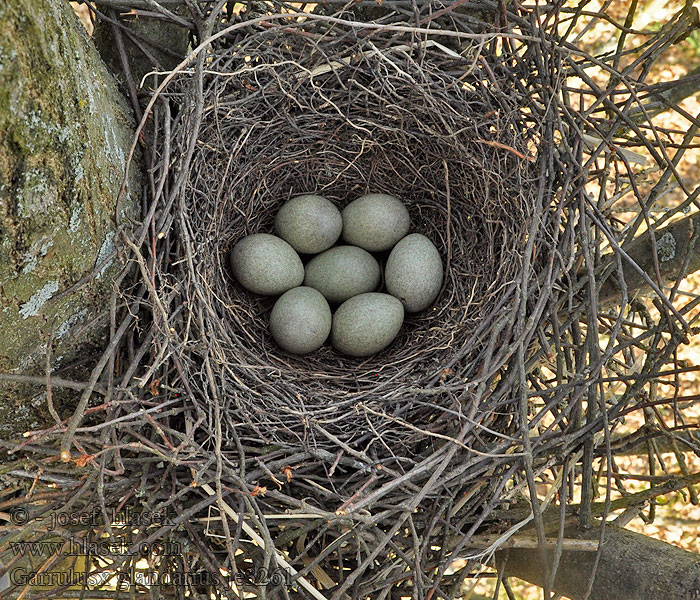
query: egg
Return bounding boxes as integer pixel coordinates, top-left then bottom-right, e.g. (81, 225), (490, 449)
(341, 193), (410, 252)
(304, 245), (381, 304)
(230, 233), (304, 295)
(270, 287), (332, 354)
(275, 194), (342, 254)
(331, 293), (404, 357)
(385, 233), (443, 312)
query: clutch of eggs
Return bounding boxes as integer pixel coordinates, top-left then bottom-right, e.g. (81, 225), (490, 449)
(229, 193), (443, 356)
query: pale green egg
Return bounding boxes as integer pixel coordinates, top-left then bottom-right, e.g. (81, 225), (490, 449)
(341, 193), (410, 252)
(270, 286), (332, 354)
(385, 233), (443, 312)
(275, 194), (342, 254)
(304, 245), (381, 304)
(331, 293), (404, 357)
(230, 233), (304, 295)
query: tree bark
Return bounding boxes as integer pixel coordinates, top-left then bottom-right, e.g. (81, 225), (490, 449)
(600, 210), (700, 306)
(0, 0), (142, 438)
(92, 1), (190, 99)
(499, 522), (700, 600)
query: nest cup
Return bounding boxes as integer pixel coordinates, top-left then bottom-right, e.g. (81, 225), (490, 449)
(181, 22), (539, 452)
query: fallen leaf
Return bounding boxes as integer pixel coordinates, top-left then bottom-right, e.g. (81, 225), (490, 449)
(149, 379), (160, 396)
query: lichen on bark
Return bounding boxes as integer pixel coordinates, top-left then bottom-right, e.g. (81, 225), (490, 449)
(0, 0), (142, 439)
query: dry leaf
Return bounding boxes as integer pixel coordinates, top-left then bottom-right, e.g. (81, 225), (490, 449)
(149, 378), (160, 396)
(74, 453), (93, 468)
(250, 485), (267, 497)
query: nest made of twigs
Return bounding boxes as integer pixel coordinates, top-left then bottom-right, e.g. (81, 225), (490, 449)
(11, 2), (700, 598)
(177, 19), (543, 453)
(132, 12), (574, 594)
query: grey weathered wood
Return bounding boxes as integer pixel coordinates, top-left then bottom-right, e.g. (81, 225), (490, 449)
(600, 210), (700, 306)
(500, 522), (700, 600)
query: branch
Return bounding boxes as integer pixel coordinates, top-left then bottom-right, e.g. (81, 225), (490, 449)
(606, 426), (700, 456)
(499, 523), (700, 600)
(630, 64), (700, 121)
(600, 209), (700, 305)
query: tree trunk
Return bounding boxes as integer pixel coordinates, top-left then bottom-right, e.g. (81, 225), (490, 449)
(499, 522), (700, 600)
(0, 0), (142, 438)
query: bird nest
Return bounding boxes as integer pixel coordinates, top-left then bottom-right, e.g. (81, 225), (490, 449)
(182, 25), (540, 450)
(146, 8), (568, 593)
(6, 1), (700, 599)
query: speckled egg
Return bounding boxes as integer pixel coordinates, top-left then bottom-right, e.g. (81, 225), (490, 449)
(270, 286), (332, 354)
(229, 233), (304, 295)
(385, 233), (443, 312)
(341, 193), (410, 252)
(331, 293), (404, 357)
(304, 245), (381, 304)
(274, 194), (342, 254)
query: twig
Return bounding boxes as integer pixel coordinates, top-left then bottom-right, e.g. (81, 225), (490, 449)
(200, 483), (331, 600)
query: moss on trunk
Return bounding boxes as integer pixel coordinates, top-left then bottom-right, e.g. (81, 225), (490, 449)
(0, 0), (142, 439)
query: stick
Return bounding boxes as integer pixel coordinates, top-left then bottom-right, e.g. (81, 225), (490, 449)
(200, 483), (330, 600)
